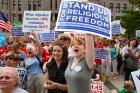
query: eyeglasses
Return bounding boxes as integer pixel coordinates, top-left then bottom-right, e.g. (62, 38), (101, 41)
(0, 76), (15, 80)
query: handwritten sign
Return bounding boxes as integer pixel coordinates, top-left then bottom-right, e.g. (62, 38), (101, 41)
(91, 79), (103, 93)
(55, 0), (111, 39)
(131, 70), (140, 93)
(22, 11), (51, 33)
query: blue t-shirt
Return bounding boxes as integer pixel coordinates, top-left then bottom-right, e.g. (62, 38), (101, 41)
(25, 56), (42, 76)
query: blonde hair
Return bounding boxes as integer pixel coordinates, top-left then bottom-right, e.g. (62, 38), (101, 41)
(0, 67), (21, 87)
(26, 43), (36, 52)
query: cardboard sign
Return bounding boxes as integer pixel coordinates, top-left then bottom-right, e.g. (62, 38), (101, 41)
(91, 79), (104, 93)
(22, 11), (51, 33)
(55, 0), (111, 39)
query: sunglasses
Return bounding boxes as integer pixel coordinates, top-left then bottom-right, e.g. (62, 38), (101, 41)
(0, 76), (14, 80)
(5, 58), (14, 60)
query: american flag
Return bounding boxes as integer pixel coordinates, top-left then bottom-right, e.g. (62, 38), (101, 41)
(0, 11), (12, 32)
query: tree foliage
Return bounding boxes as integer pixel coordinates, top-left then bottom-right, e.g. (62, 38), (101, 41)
(121, 0), (140, 38)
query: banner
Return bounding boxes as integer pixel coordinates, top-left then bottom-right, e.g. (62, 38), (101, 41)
(12, 27), (24, 36)
(0, 34), (6, 48)
(22, 11), (51, 33)
(55, 0), (111, 39)
(38, 31), (55, 42)
(131, 70), (140, 93)
(91, 79), (103, 93)
(111, 20), (121, 35)
(136, 30), (140, 37)
(95, 48), (107, 59)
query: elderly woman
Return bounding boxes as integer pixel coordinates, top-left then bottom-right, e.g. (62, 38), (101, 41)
(24, 33), (44, 93)
(0, 67), (28, 93)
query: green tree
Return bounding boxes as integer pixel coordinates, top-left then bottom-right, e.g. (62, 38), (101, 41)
(121, 0), (140, 38)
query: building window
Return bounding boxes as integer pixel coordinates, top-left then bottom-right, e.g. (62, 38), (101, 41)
(6, 2), (8, 10)
(2, 0), (4, 9)
(109, 3), (114, 12)
(122, 4), (127, 12)
(18, 1), (21, 11)
(51, 13), (53, 21)
(38, 1), (41, 10)
(13, 14), (16, 22)
(55, 13), (58, 21)
(55, 0), (57, 10)
(33, 1), (36, 10)
(13, 1), (16, 11)
(50, 0), (52, 10)
(18, 14), (22, 22)
(116, 3), (121, 13)
(116, 16), (120, 20)
(28, 1), (31, 10)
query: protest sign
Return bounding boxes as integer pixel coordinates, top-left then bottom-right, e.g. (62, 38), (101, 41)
(91, 79), (103, 93)
(0, 34), (6, 48)
(111, 20), (121, 35)
(17, 68), (26, 86)
(136, 30), (140, 37)
(38, 31), (55, 42)
(12, 27), (24, 36)
(131, 70), (140, 93)
(22, 11), (51, 33)
(55, 0), (111, 39)
(95, 48), (107, 59)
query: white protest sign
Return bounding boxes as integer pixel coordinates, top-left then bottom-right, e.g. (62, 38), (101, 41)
(131, 70), (140, 93)
(91, 79), (104, 93)
(111, 20), (121, 35)
(22, 11), (51, 33)
(136, 30), (140, 37)
(55, 0), (111, 39)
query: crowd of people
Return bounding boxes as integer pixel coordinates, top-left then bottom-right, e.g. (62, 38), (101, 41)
(0, 0), (140, 93)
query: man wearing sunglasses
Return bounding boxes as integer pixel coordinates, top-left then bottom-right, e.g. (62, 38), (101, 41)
(0, 67), (28, 93)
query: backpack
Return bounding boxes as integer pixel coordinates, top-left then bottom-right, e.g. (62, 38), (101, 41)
(35, 55), (43, 70)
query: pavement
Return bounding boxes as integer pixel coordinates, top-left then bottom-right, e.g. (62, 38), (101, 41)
(104, 74), (124, 93)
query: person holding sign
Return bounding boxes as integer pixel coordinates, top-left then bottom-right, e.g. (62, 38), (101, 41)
(65, 34), (94, 93)
(0, 67), (28, 93)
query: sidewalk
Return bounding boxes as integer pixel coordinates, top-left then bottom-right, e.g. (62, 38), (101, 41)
(104, 74), (124, 93)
